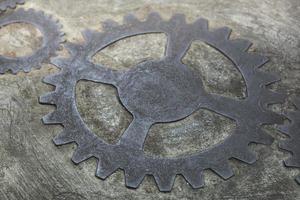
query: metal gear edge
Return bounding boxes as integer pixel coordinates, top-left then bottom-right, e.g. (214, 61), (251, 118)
(278, 98), (300, 184)
(0, 0), (25, 11)
(40, 13), (286, 191)
(0, 8), (65, 74)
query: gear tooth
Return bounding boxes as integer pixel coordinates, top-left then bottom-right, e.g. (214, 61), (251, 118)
(264, 73), (281, 85)
(42, 111), (61, 124)
(43, 73), (61, 86)
(48, 14), (54, 20)
(286, 111), (298, 120)
(65, 42), (82, 56)
(7, 2), (13, 8)
(16, 7), (25, 13)
(261, 90), (286, 105)
(28, 8), (35, 13)
(55, 17), (61, 24)
(123, 13), (140, 24)
(53, 130), (74, 145)
(82, 29), (95, 42)
(295, 175), (300, 185)
(279, 140), (292, 151)
(50, 57), (60, 67)
(253, 72), (276, 86)
(230, 39), (252, 51)
(39, 92), (57, 104)
(124, 168), (146, 188)
(211, 162), (234, 179)
(214, 27), (232, 39)
(169, 13), (186, 25)
(59, 37), (66, 44)
(249, 54), (269, 68)
(284, 157), (300, 167)
(96, 159), (119, 179)
(153, 173), (176, 192)
(51, 57), (68, 68)
(147, 12), (162, 22)
(264, 112), (285, 124)
(59, 31), (65, 37)
(193, 17), (208, 30)
(72, 147), (93, 164)
(11, 67), (19, 75)
(252, 129), (274, 145)
(182, 170), (204, 188)
(278, 125), (290, 135)
(23, 67), (30, 73)
(102, 19), (119, 31)
(233, 149), (257, 164)
(37, 10), (45, 16)
(292, 98), (300, 108)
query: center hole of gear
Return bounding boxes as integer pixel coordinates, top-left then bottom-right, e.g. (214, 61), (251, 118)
(0, 23), (43, 57)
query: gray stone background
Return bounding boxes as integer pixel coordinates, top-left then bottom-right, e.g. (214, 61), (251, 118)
(0, 0), (299, 199)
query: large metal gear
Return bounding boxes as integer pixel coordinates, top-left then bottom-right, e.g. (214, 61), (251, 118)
(0, 8), (64, 74)
(40, 13), (286, 191)
(279, 98), (300, 184)
(0, 0), (25, 11)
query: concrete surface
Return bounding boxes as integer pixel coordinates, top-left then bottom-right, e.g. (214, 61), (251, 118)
(0, 0), (299, 199)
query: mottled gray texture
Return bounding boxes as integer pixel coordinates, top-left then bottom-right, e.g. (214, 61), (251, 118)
(0, 23), (42, 57)
(0, 0), (299, 199)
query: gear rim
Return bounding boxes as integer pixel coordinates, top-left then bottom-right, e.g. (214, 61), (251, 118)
(278, 98), (300, 184)
(0, 0), (25, 11)
(40, 13), (285, 191)
(0, 8), (64, 74)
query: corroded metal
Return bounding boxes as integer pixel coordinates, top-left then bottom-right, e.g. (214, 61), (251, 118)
(0, 8), (64, 74)
(40, 13), (285, 191)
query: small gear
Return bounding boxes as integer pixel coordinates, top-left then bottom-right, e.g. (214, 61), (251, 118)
(0, 8), (64, 74)
(0, 0), (25, 11)
(40, 13), (285, 191)
(279, 98), (300, 184)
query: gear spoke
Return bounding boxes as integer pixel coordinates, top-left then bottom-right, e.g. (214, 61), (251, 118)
(164, 14), (191, 61)
(200, 94), (244, 120)
(79, 61), (122, 85)
(164, 15), (209, 62)
(119, 118), (152, 150)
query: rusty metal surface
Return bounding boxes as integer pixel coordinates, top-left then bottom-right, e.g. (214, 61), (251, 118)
(40, 13), (286, 191)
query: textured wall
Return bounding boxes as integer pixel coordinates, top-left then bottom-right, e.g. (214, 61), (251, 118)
(0, 0), (299, 199)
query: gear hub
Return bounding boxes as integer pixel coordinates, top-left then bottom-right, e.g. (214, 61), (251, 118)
(117, 59), (204, 123)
